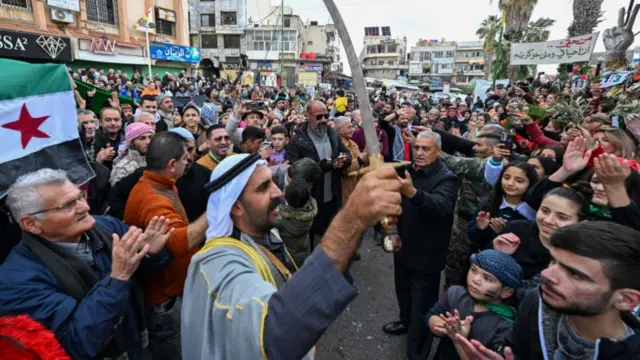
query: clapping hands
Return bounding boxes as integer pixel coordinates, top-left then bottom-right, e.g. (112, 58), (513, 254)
(440, 310), (473, 340)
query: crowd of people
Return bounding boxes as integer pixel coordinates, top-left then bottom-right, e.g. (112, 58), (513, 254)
(0, 66), (640, 360)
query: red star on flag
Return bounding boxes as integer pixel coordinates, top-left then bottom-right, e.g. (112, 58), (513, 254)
(2, 104), (51, 149)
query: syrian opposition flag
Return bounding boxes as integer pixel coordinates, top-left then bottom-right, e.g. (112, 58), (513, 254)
(134, 7), (154, 32)
(0, 59), (94, 197)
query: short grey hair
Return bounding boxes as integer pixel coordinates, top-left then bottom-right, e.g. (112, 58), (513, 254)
(481, 124), (505, 145)
(429, 109), (440, 117)
(334, 116), (351, 128)
(76, 109), (96, 118)
(6, 169), (70, 220)
(351, 109), (361, 117)
(416, 130), (442, 149)
(135, 112), (155, 123)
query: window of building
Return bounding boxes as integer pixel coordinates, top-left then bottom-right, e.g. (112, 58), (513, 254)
(247, 30), (296, 53)
(307, 41), (313, 45)
(284, 16), (291, 27)
(446, 50), (454, 58)
(201, 35), (218, 49)
(220, 11), (236, 25)
(224, 35), (241, 49)
(86, 0), (118, 26)
(388, 60), (394, 65)
(366, 45), (377, 54)
(0, 0), (30, 9)
(155, 8), (176, 36)
(433, 51), (443, 58)
(378, 60), (384, 65)
(201, 13), (215, 27)
(386, 44), (397, 53)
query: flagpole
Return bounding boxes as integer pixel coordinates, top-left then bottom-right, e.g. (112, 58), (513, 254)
(145, 30), (152, 78)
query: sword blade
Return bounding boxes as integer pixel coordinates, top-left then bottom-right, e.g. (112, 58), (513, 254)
(322, 0), (381, 157)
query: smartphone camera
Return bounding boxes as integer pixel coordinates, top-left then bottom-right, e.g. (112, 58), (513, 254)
(501, 132), (515, 150)
(262, 140), (272, 149)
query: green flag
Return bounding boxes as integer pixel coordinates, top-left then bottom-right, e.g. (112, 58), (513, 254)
(73, 79), (135, 114)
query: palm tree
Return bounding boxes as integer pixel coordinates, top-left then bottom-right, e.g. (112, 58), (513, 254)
(568, 0), (604, 37)
(492, 0), (540, 80)
(476, 15), (502, 80)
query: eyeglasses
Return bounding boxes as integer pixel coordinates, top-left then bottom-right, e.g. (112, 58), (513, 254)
(28, 191), (88, 216)
(315, 113), (329, 120)
(213, 135), (230, 142)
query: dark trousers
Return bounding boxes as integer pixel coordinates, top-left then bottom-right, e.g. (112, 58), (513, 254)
(394, 256), (440, 360)
(310, 197), (338, 250)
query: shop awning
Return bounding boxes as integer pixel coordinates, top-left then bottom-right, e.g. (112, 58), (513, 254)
(76, 50), (148, 65)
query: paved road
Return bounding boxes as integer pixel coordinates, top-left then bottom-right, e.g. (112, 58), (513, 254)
(316, 230), (407, 360)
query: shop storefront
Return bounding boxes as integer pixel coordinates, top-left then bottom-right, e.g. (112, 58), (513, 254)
(149, 41), (200, 76)
(0, 29), (72, 63)
(298, 63), (323, 87)
(71, 37), (147, 77)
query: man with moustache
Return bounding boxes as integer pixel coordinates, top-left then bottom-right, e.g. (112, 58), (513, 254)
(286, 100), (352, 248)
(383, 131), (460, 360)
(197, 124), (234, 171)
(456, 221), (640, 360)
(94, 107), (124, 170)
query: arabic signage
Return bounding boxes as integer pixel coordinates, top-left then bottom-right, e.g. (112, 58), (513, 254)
(0, 29), (72, 61)
(510, 32), (599, 65)
(257, 61), (272, 71)
(46, 0), (80, 12)
(600, 71), (633, 88)
(150, 41), (200, 63)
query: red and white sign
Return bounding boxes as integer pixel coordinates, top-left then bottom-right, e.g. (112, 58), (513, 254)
(90, 38), (117, 55)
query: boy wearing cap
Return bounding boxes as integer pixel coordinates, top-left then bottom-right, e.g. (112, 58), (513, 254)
(109, 123), (155, 186)
(426, 249), (522, 360)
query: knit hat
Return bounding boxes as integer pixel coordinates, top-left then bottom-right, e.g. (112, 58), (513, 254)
(470, 249), (523, 289)
(125, 122), (154, 145)
(170, 127), (195, 141)
(156, 93), (171, 105)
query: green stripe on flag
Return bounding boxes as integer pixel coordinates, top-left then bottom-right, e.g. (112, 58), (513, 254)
(0, 58), (72, 101)
(73, 80), (135, 114)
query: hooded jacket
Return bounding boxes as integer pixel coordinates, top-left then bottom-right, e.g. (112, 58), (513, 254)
(276, 198), (318, 267)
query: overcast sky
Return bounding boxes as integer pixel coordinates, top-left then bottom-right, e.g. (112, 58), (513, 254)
(272, 0), (633, 75)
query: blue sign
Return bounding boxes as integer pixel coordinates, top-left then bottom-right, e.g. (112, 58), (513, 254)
(150, 41), (200, 63)
(432, 77), (441, 85)
(257, 61), (272, 71)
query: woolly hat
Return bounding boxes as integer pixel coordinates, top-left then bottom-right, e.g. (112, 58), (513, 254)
(125, 122), (154, 145)
(156, 93), (171, 105)
(470, 249), (523, 289)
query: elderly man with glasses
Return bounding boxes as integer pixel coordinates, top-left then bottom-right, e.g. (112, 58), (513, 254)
(286, 100), (352, 249)
(0, 168), (174, 360)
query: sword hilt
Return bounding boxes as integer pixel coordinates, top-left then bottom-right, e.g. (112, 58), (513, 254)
(381, 216), (402, 252)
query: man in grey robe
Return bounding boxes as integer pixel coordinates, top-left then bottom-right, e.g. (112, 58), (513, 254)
(181, 153), (405, 359)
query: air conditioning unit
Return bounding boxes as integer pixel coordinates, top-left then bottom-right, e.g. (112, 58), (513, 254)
(51, 8), (74, 24)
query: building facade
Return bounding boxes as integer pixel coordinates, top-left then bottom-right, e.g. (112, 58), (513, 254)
(187, 0), (247, 79)
(454, 41), (485, 86)
(0, 0), (191, 76)
(408, 39), (456, 86)
(360, 30), (408, 80)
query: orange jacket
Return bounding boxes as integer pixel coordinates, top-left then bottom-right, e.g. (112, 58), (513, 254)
(124, 171), (197, 307)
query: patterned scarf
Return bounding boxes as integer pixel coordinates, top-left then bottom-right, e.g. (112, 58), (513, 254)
(588, 204), (611, 221)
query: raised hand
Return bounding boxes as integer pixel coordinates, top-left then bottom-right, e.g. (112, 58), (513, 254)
(455, 335), (515, 360)
(398, 170), (417, 198)
(493, 233), (521, 255)
(440, 310), (473, 340)
(110, 227), (150, 281)
(493, 144), (511, 161)
(143, 216), (175, 254)
(343, 167), (403, 228)
(594, 154), (631, 187)
(258, 146), (276, 160)
(476, 211), (491, 230)
(562, 137), (591, 174)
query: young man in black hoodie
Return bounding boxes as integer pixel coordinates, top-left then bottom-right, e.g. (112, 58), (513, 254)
(455, 221), (640, 360)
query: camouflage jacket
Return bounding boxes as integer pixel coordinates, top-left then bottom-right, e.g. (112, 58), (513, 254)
(109, 150), (147, 186)
(439, 152), (492, 217)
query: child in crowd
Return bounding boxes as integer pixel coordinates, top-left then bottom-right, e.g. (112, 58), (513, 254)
(426, 249), (522, 360)
(268, 125), (288, 166)
(276, 160), (321, 267)
(335, 89), (348, 116)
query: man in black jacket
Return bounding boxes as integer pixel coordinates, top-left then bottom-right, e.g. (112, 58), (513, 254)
(382, 131), (460, 360)
(455, 222), (640, 360)
(286, 100), (352, 248)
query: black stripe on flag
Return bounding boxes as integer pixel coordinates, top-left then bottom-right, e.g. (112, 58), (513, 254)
(0, 138), (95, 198)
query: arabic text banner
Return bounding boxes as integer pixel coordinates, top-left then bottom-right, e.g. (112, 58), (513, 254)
(510, 32), (599, 65)
(150, 41), (200, 63)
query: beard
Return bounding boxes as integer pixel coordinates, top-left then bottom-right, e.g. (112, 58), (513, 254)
(540, 277), (614, 316)
(311, 121), (328, 137)
(243, 197), (284, 234)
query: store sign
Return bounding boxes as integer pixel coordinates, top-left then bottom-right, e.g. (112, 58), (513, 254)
(46, 0), (80, 12)
(257, 61), (272, 71)
(0, 29), (71, 61)
(222, 63), (242, 70)
(90, 38), (117, 55)
(150, 41), (200, 63)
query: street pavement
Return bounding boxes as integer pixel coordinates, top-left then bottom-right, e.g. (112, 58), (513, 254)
(315, 230), (408, 360)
